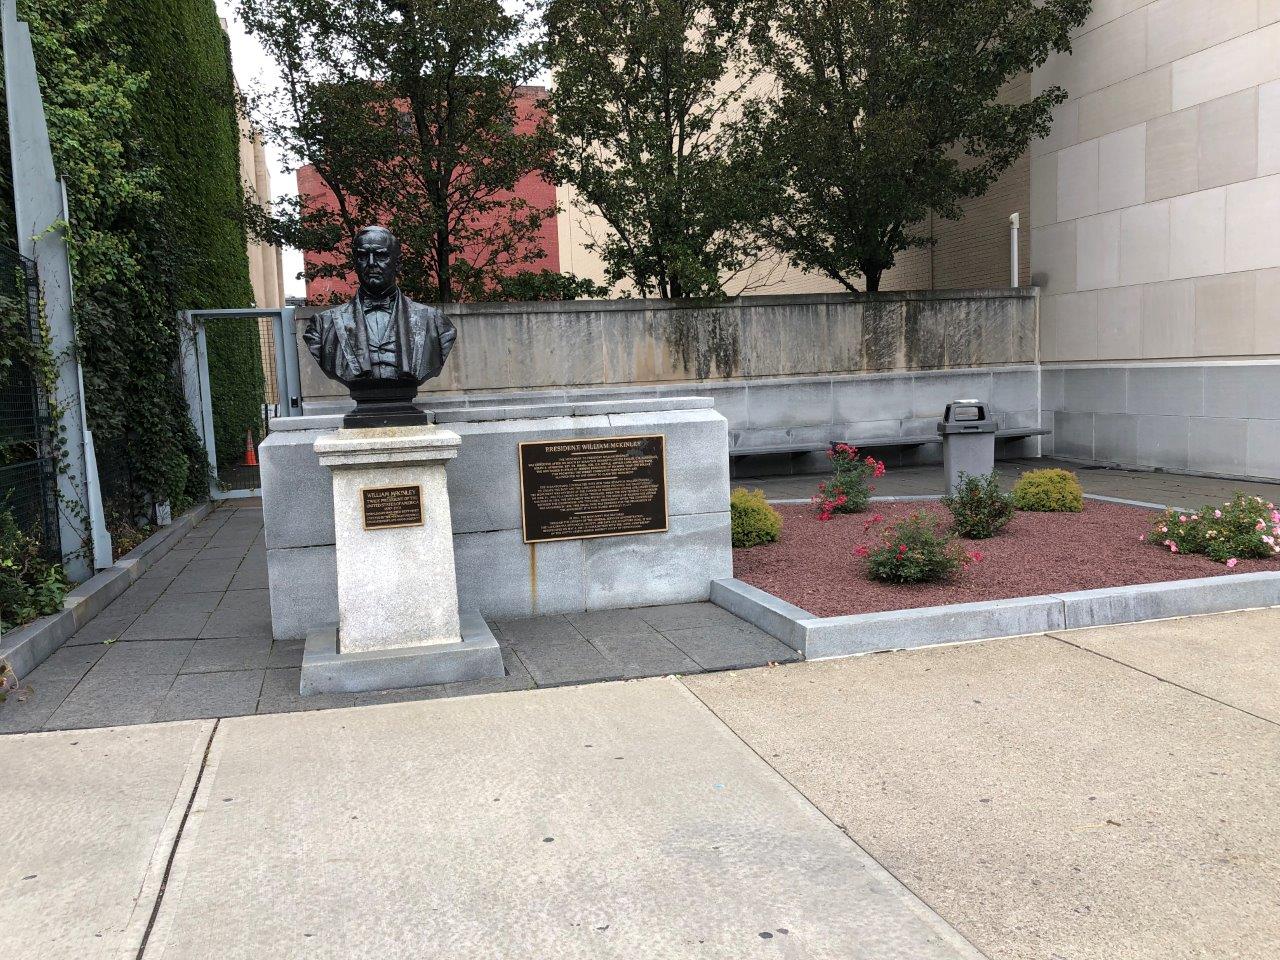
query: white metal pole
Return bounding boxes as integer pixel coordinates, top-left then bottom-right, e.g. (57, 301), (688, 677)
(1009, 212), (1020, 288)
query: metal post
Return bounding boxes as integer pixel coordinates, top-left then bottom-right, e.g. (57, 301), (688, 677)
(280, 307), (302, 416)
(1009, 212), (1020, 288)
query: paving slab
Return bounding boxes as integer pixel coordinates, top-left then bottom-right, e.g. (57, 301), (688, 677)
(181, 637), (273, 674)
(143, 679), (980, 960)
(663, 623), (800, 671)
(0, 720), (213, 959)
(156, 671), (265, 722)
(198, 589), (272, 639)
(90, 639), (195, 678)
(682, 635), (1280, 960)
(43, 674), (177, 730)
(1053, 607), (1280, 723)
(122, 594), (220, 641)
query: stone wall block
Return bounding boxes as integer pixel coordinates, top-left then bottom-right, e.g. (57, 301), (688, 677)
(860, 300), (908, 371)
(260, 429), (335, 550)
(582, 512), (732, 609)
(904, 300), (945, 369)
(267, 544), (337, 640)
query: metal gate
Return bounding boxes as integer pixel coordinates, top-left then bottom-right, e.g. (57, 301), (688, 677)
(180, 307), (302, 501)
(0, 245), (61, 560)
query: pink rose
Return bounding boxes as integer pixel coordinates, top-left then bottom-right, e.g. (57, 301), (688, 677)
(1226, 558), (1238, 568)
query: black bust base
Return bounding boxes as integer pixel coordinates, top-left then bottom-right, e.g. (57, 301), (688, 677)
(342, 376), (434, 429)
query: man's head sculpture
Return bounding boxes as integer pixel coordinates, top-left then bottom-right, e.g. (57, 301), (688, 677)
(303, 226), (456, 428)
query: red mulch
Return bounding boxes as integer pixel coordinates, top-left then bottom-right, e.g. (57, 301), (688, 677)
(733, 500), (1279, 618)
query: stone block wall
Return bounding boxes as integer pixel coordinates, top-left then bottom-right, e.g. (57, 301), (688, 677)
(295, 289), (1038, 401)
(261, 398), (733, 639)
(1029, 1), (1280, 480)
(1042, 361), (1280, 480)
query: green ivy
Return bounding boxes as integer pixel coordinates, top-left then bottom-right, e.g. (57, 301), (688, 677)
(5, 0), (261, 517)
(109, 0), (263, 469)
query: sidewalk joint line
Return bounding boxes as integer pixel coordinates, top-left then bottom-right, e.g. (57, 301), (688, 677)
(673, 677), (993, 960)
(134, 718), (221, 960)
(1045, 633), (1279, 729)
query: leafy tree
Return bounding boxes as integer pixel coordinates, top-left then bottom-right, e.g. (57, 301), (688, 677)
(545, 0), (768, 299)
(738, 0), (1090, 293)
(240, 0), (557, 303)
(477, 268), (608, 302)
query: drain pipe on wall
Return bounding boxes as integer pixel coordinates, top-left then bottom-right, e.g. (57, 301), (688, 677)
(1009, 212), (1020, 288)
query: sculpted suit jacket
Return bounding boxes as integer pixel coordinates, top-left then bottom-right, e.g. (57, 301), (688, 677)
(303, 291), (457, 384)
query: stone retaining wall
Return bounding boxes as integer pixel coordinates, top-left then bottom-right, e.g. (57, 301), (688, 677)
(296, 288), (1039, 401)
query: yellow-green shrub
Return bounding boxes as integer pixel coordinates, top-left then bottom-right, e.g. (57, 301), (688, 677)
(731, 488), (782, 548)
(1012, 468), (1084, 512)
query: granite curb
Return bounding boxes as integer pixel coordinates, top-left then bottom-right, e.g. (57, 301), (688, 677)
(0, 501), (215, 679)
(711, 571), (1280, 660)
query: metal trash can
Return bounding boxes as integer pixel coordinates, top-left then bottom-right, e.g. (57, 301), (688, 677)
(937, 400), (998, 495)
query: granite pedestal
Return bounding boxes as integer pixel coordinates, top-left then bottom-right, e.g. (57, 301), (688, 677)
(300, 424), (503, 695)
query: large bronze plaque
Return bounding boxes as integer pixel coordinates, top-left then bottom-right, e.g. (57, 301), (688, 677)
(361, 484), (424, 530)
(519, 435), (668, 543)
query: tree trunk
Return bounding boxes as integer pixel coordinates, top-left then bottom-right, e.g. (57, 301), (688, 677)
(436, 228), (452, 303)
(863, 267), (882, 293)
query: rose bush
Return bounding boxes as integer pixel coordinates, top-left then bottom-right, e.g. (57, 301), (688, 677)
(1147, 494), (1280, 565)
(942, 471), (1015, 539)
(812, 442), (886, 518)
(855, 512), (982, 584)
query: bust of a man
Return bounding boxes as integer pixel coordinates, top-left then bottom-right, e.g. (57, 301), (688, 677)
(303, 225), (456, 427)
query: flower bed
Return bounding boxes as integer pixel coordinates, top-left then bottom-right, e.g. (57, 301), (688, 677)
(732, 500), (1279, 619)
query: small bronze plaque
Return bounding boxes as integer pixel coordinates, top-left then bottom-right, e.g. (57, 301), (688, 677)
(361, 484), (424, 530)
(519, 434), (668, 543)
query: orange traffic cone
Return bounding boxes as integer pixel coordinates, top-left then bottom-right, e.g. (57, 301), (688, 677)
(243, 428), (258, 467)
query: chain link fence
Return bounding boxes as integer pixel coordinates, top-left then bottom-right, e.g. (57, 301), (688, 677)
(0, 245), (61, 563)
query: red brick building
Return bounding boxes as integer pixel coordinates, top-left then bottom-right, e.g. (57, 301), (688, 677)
(296, 86), (560, 303)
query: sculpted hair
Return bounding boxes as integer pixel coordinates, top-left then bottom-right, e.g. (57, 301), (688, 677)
(354, 225), (400, 255)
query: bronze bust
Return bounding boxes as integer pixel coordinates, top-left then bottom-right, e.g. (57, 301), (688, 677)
(303, 225), (456, 427)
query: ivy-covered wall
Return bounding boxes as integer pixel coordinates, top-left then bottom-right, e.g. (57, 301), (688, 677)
(109, 0), (264, 469)
(9, 0), (264, 518)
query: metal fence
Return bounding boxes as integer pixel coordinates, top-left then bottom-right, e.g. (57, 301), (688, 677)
(0, 245), (61, 562)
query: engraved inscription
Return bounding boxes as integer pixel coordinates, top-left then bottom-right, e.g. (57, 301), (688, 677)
(361, 484), (424, 530)
(519, 435), (667, 543)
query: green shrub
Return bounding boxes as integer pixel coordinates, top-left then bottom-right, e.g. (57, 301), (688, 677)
(812, 443), (886, 517)
(1011, 468), (1084, 512)
(1147, 494), (1280, 565)
(856, 512), (978, 584)
(943, 471), (1015, 539)
(731, 488), (783, 548)
(0, 510), (69, 633)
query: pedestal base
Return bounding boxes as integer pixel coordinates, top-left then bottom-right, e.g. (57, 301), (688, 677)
(300, 610), (505, 696)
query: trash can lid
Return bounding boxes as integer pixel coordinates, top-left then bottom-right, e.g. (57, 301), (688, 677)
(938, 400), (997, 433)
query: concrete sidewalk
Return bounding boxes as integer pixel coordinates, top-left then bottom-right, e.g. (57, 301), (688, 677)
(3, 608), (1276, 958)
(3, 679), (981, 960)
(685, 608), (1280, 960)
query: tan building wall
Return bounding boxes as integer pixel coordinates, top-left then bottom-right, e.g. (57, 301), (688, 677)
(1031, 0), (1280, 479)
(1030, 0), (1280, 363)
(237, 111), (285, 311)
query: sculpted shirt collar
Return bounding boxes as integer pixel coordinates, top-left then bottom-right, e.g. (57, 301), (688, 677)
(358, 288), (398, 313)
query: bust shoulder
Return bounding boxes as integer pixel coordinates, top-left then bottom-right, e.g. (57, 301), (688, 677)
(313, 301), (353, 327)
(402, 296), (445, 322)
